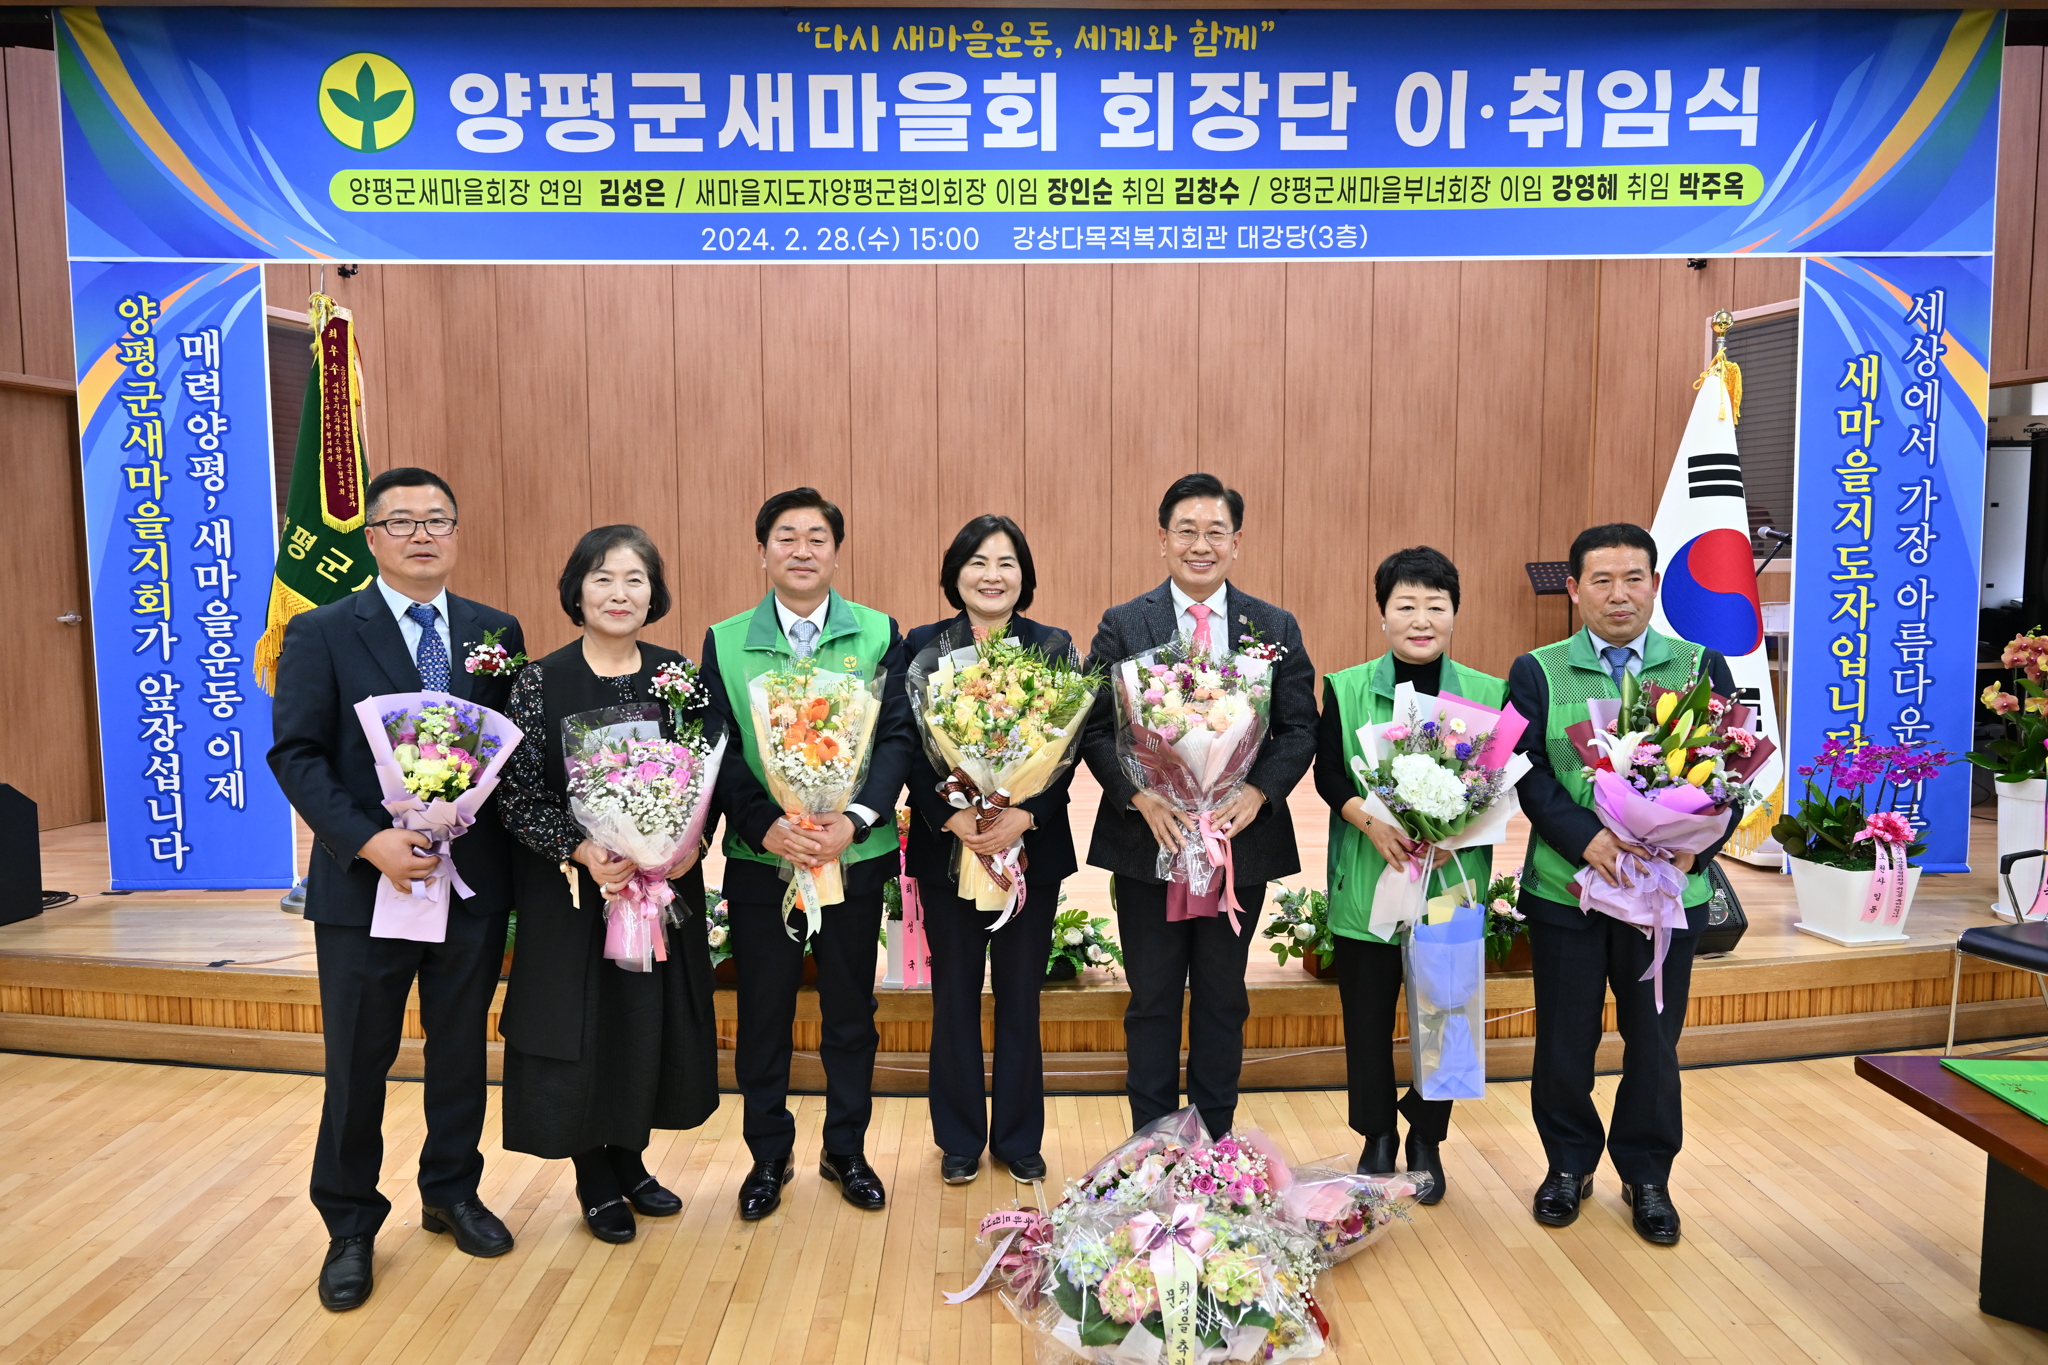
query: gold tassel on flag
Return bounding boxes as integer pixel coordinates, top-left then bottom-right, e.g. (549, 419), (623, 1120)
(1724, 777), (1785, 858)
(1695, 308), (1743, 423)
(253, 293), (374, 694)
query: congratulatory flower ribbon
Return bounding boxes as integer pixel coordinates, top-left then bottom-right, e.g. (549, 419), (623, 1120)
(1130, 1203), (1215, 1365)
(898, 843), (930, 989)
(941, 767), (1028, 930)
(1853, 815), (1913, 925)
(942, 1209), (1050, 1306)
(603, 869), (673, 965)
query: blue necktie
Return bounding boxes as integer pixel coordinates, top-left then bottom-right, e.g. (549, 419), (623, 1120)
(790, 618), (819, 659)
(407, 602), (449, 691)
(1602, 645), (1634, 688)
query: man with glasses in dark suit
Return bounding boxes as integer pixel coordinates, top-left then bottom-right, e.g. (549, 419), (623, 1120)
(1078, 473), (1318, 1137)
(268, 467), (525, 1312)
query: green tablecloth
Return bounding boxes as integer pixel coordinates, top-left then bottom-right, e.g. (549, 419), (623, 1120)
(1939, 1058), (2048, 1125)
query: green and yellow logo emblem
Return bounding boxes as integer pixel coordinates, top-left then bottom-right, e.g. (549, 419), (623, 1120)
(318, 53), (414, 153)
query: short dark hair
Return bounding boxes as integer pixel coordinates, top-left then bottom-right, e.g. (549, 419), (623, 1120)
(1157, 473), (1245, 532)
(366, 467), (457, 520)
(1568, 523), (1660, 580)
(940, 514), (1037, 613)
(558, 525), (671, 627)
(755, 487), (845, 546)
(1373, 546), (1460, 613)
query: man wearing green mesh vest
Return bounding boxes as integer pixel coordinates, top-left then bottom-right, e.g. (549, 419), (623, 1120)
(1505, 524), (1736, 1248)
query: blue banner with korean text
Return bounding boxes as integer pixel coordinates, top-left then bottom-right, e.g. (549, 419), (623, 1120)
(1788, 256), (1989, 873)
(57, 6), (2000, 263)
(71, 261), (296, 889)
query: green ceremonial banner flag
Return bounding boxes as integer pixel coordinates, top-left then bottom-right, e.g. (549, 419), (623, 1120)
(1939, 1059), (2048, 1127)
(254, 295), (374, 693)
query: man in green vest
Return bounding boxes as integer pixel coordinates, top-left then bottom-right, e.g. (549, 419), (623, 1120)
(1506, 523), (1736, 1248)
(700, 488), (914, 1222)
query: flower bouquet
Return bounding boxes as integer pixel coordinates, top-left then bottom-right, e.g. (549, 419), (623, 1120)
(1772, 740), (1951, 925)
(1346, 683), (1533, 941)
(1111, 635), (1278, 930)
(909, 628), (1102, 925)
(746, 660), (886, 941)
(1048, 894), (1124, 982)
(1278, 1162), (1429, 1267)
(1479, 873), (1527, 967)
(462, 626), (527, 678)
(351, 693), (523, 942)
(1260, 886), (1335, 977)
(705, 887), (732, 970)
(563, 703), (727, 971)
(1561, 670), (1773, 1010)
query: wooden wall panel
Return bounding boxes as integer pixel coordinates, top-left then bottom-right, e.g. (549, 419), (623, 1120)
(2029, 60), (2048, 377)
(4, 48), (67, 380)
(1732, 257), (1801, 314)
(1536, 260), (1599, 647)
(584, 265), (682, 653)
(1281, 263), (1373, 676)
(1998, 47), (2044, 376)
(1023, 265), (1112, 648)
(847, 265), (941, 633)
(1196, 263), (1286, 607)
(0, 53), (22, 376)
(1109, 263), (1199, 606)
(493, 267), (590, 644)
(1588, 258), (1662, 529)
(935, 264), (1024, 548)
(1451, 261), (1547, 679)
(758, 264), (851, 599)
(1650, 259), (1734, 494)
(1368, 261), (1460, 561)
(672, 266), (767, 656)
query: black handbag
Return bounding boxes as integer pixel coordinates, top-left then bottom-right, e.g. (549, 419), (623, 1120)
(1694, 859), (1748, 956)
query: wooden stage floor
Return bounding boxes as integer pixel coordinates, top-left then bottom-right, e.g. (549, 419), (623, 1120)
(2, 1047), (2043, 1365)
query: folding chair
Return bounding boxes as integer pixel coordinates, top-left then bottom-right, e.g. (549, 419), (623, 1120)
(1944, 849), (2048, 1056)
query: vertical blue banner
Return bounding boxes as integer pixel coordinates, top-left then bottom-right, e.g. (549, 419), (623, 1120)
(72, 261), (296, 888)
(1789, 255), (1989, 872)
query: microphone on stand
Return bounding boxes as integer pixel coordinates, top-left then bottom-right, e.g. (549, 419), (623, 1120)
(1755, 526), (1791, 575)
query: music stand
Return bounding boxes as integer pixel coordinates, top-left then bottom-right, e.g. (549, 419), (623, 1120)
(1526, 561), (1572, 640)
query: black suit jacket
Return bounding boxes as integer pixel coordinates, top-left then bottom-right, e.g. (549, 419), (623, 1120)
(267, 585), (524, 927)
(699, 609), (916, 902)
(1078, 581), (1317, 885)
(1506, 632), (1738, 934)
(896, 612), (1081, 887)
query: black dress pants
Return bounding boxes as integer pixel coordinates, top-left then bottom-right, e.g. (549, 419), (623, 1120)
(310, 904), (507, 1238)
(728, 887), (883, 1160)
(1114, 876), (1267, 1137)
(1527, 896), (1699, 1184)
(1332, 934), (1452, 1142)
(921, 877), (1059, 1163)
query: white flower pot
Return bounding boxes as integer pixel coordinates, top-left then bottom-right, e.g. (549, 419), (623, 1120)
(1789, 856), (1922, 946)
(1992, 778), (2047, 921)
(881, 919), (904, 988)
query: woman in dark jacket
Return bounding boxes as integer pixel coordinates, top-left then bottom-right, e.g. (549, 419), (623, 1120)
(899, 515), (1080, 1186)
(496, 525), (719, 1243)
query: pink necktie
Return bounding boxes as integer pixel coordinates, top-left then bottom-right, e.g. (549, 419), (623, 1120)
(1188, 602), (1212, 657)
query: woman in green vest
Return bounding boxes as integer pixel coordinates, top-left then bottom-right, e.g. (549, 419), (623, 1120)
(1313, 546), (1506, 1205)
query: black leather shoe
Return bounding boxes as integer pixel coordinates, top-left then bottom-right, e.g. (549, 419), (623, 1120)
(940, 1153), (980, 1185)
(582, 1196), (637, 1243)
(1532, 1170), (1593, 1228)
(317, 1235), (373, 1312)
(1622, 1182), (1682, 1245)
(420, 1198), (514, 1257)
(738, 1152), (795, 1221)
(1405, 1134), (1447, 1206)
(820, 1151), (887, 1210)
(1356, 1133), (1399, 1176)
(625, 1175), (683, 1217)
(1007, 1153), (1048, 1182)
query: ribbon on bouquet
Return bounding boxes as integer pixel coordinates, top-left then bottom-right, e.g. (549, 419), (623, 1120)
(602, 868), (675, 969)
(1130, 1203), (1215, 1365)
(778, 810), (826, 944)
(1576, 847), (1688, 1014)
(941, 1209), (1050, 1306)
(941, 768), (1029, 930)
(1853, 828), (1911, 925)
(898, 844), (931, 988)
(370, 836), (474, 942)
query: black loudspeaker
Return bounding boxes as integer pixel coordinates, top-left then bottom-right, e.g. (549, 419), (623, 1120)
(1694, 859), (1747, 957)
(0, 784), (42, 926)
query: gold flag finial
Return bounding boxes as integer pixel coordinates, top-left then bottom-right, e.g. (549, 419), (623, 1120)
(1696, 310), (1743, 423)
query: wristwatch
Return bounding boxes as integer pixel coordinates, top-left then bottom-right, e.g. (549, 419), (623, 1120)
(844, 811), (872, 842)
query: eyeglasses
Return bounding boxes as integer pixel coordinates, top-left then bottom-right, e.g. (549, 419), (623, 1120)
(1170, 528), (1236, 549)
(369, 517), (458, 538)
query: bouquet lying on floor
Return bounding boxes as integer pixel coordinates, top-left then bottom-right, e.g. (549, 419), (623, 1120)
(563, 700), (726, 971)
(353, 693), (523, 942)
(1563, 669), (1775, 1010)
(948, 1108), (1430, 1364)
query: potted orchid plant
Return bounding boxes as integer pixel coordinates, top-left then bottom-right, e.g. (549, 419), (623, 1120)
(1261, 885), (1336, 978)
(1773, 739), (1950, 946)
(1968, 629), (2048, 919)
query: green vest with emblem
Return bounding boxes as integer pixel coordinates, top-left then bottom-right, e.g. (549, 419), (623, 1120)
(1325, 654), (1508, 944)
(1520, 627), (1714, 909)
(709, 590), (901, 871)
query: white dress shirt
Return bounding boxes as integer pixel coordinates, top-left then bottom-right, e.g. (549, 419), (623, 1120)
(1589, 626), (1651, 678)
(1168, 580), (1230, 657)
(376, 577), (452, 670)
(773, 593), (880, 830)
